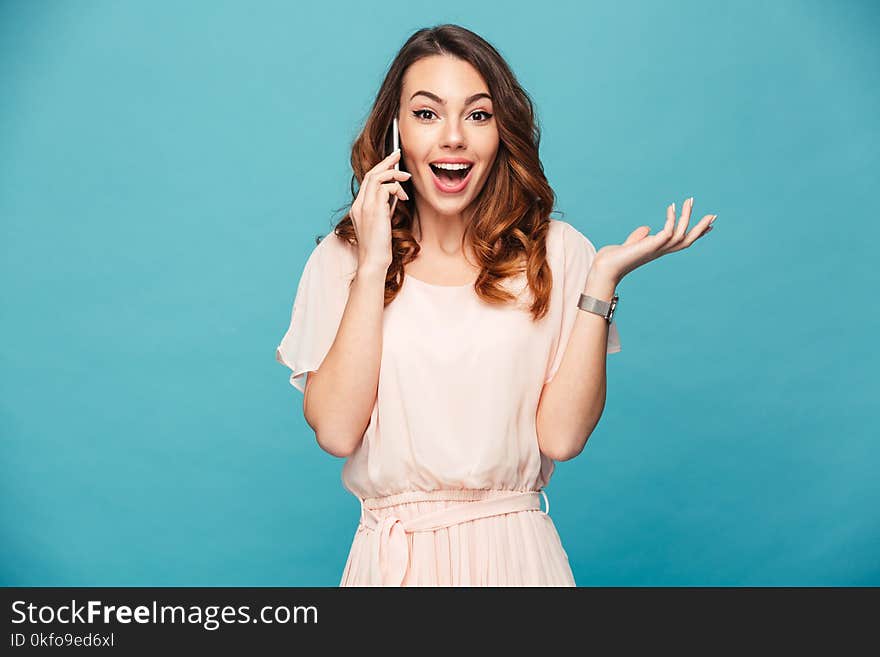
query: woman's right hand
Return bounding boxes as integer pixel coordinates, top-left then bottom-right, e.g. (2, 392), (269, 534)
(350, 148), (412, 273)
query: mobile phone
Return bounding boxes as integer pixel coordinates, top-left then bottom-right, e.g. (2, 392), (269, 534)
(392, 116), (400, 171)
(388, 116), (401, 211)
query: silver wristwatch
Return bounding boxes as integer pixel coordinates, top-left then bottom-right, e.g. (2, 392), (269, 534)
(578, 292), (619, 324)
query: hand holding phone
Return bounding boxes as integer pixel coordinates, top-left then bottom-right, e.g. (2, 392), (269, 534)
(348, 118), (411, 271)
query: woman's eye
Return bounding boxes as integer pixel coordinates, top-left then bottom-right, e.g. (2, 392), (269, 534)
(412, 110), (494, 122)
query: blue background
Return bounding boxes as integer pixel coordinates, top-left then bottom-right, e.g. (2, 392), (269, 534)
(2, 0), (877, 586)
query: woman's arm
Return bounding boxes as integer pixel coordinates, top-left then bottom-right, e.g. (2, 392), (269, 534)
(536, 198), (717, 460)
(536, 268), (619, 461)
(304, 264), (387, 458)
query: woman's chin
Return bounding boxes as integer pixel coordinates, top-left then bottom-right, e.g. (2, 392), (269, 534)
(415, 195), (473, 217)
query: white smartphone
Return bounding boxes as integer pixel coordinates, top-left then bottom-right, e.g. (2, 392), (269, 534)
(392, 116), (400, 171)
(388, 116), (401, 211)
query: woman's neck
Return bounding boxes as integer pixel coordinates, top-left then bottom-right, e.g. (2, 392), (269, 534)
(413, 207), (470, 256)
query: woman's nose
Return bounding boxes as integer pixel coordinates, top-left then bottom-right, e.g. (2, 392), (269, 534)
(439, 120), (466, 148)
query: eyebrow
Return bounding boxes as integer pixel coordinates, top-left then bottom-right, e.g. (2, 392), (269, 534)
(409, 90), (492, 106)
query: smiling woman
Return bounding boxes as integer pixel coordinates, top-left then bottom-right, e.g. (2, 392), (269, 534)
(275, 23), (624, 587)
(331, 28), (560, 315)
(391, 55), (502, 271)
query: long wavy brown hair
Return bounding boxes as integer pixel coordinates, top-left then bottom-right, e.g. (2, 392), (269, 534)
(328, 23), (559, 321)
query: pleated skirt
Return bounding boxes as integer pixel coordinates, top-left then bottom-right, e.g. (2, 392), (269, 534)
(339, 488), (576, 587)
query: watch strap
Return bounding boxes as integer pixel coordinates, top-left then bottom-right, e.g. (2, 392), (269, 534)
(578, 292), (619, 323)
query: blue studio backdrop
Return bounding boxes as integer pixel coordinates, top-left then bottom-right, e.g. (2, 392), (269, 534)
(1, 0), (877, 586)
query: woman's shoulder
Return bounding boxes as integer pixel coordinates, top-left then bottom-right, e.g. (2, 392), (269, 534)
(546, 219), (598, 257)
(310, 227), (355, 256)
(306, 228), (359, 277)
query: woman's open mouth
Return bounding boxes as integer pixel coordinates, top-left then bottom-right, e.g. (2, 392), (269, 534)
(429, 163), (474, 194)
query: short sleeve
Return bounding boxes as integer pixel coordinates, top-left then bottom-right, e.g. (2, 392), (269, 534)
(544, 221), (622, 385)
(275, 231), (357, 394)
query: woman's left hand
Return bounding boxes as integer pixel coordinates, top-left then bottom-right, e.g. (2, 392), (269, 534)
(592, 197), (717, 284)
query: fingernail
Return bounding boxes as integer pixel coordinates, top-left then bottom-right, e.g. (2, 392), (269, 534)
(688, 197), (694, 207)
(672, 202), (676, 214)
(710, 214), (717, 225)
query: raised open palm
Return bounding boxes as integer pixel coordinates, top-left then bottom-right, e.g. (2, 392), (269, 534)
(595, 197), (717, 282)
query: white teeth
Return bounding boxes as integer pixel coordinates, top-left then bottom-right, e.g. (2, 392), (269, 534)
(431, 162), (471, 170)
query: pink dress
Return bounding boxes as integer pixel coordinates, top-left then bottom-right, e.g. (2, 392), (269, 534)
(276, 219), (621, 586)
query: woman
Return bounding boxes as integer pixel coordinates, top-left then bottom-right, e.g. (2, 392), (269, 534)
(276, 24), (717, 586)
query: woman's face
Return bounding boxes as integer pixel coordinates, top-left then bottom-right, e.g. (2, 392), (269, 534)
(398, 55), (500, 218)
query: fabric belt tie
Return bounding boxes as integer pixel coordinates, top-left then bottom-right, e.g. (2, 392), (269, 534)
(358, 489), (550, 587)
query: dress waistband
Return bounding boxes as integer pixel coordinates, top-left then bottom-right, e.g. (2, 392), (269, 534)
(356, 488), (550, 586)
